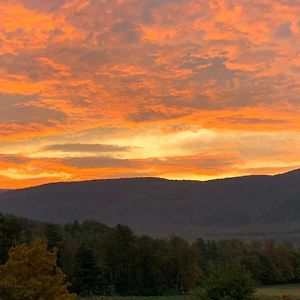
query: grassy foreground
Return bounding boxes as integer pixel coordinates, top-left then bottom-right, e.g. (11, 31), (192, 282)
(81, 297), (187, 300)
(80, 297), (186, 300)
(256, 284), (300, 299)
(81, 284), (300, 300)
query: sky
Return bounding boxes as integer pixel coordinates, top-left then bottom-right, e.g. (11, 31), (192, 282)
(0, 0), (300, 189)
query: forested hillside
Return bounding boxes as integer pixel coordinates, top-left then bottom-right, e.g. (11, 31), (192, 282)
(1, 170), (300, 241)
(1, 213), (300, 297)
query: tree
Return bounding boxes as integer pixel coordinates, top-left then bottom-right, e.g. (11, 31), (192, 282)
(73, 246), (103, 296)
(198, 264), (256, 300)
(0, 215), (23, 263)
(60, 235), (80, 282)
(165, 235), (201, 293)
(134, 236), (169, 295)
(104, 224), (138, 295)
(0, 239), (75, 300)
(45, 223), (63, 250)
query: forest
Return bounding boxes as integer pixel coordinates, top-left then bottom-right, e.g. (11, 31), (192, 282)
(1, 213), (300, 299)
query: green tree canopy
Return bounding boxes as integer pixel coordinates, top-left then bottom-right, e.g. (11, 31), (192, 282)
(0, 215), (23, 263)
(198, 264), (256, 300)
(73, 246), (103, 296)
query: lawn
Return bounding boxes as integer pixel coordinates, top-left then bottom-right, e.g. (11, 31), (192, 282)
(80, 297), (187, 300)
(256, 284), (300, 299)
(80, 284), (300, 300)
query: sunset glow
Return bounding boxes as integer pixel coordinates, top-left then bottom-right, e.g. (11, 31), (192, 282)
(1, 0), (300, 188)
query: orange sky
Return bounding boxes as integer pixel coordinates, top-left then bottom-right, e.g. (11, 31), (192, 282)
(1, 0), (300, 189)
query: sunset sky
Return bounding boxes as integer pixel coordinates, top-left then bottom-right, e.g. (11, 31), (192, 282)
(1, 0), (300, 188)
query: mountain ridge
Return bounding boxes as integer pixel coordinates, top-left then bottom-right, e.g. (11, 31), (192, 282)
(4, 167), (300, 191)
(0, 169), (300, 241)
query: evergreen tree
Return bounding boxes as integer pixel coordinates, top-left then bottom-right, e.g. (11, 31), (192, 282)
(45, 223), (63, 250)
(104, 224), (137, 295)
(73, 246), (102, 296)
(0, 215), (22, 263)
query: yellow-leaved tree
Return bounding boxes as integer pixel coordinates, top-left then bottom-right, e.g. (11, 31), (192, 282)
(0, 239), (75, 300)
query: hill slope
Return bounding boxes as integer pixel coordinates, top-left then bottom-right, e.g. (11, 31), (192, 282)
(0, 170), (300, 240)
(0, 189), (10, 193)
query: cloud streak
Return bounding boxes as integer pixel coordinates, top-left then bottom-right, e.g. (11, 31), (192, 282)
(43, 143), (133, 153)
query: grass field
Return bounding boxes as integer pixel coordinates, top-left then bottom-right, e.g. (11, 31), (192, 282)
(82, 297), (188, 300)
(80, 297), (187, 300)
(256, 284), (300, 299)
(81, 284), (300, 299)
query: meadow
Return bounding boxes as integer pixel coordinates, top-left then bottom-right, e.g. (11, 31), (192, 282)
(80, 284), (300, 300)
(256, 284), (300, 299)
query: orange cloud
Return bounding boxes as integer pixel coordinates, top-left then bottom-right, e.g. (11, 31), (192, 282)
(0, 0), (300, 188)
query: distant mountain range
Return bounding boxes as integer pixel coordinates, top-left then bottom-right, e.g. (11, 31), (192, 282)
(1, 170), (300, 241)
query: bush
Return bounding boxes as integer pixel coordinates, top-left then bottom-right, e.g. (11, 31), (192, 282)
(197, 263), (256, 300)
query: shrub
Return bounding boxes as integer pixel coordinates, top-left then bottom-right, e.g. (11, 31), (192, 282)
(197, 263), (256, 300)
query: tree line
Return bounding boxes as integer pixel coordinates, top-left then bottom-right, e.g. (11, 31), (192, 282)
(1, 213), (300, 297)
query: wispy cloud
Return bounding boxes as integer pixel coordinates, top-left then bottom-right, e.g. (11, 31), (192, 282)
(43, 143), (133, 153)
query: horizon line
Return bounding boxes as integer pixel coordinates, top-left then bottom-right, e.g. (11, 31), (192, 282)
(2, 168), (299, 191)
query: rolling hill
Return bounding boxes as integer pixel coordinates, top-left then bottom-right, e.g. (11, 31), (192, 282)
(0, 189), (10, 193)
(0, 170), (300, 241)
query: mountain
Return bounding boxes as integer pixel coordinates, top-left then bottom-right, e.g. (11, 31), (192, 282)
(0, 170), (300, 241)
(0, 189), (10, 193)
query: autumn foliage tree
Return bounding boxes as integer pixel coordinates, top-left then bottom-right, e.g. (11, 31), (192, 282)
(0, 239), (75, 300)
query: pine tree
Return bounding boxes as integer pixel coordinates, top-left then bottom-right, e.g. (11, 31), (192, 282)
(73, 246), (102, 296)
(45, 223), (63, 250)
(0, 215), (22, 263)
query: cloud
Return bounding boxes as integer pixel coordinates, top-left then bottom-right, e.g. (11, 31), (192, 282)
(110, 21), (142, 43)
(0, 52), (70, 81)
(20, 0), (68, 12)
(62, 151), (241, 174)
(0, 155), (28, 164)
(219, 116), (288, 125)
(136, 152), (242, 176)
(128, 107), (188, 122)
(273, 21), (293, 39)
(63, 156), (135, 168)
(43, 143), (133, 153)
(1, 0), (300, 187)
(0, 94), (65, 124)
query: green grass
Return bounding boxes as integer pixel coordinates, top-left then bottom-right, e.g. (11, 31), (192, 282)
(81, 284), (300, 300)
(80, 297), (188, 300)
(256, 284), (300, 299)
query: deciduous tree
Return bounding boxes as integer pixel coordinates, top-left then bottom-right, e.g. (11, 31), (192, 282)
(0, 239), (75, 300)
(198, 264), (256, 300)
